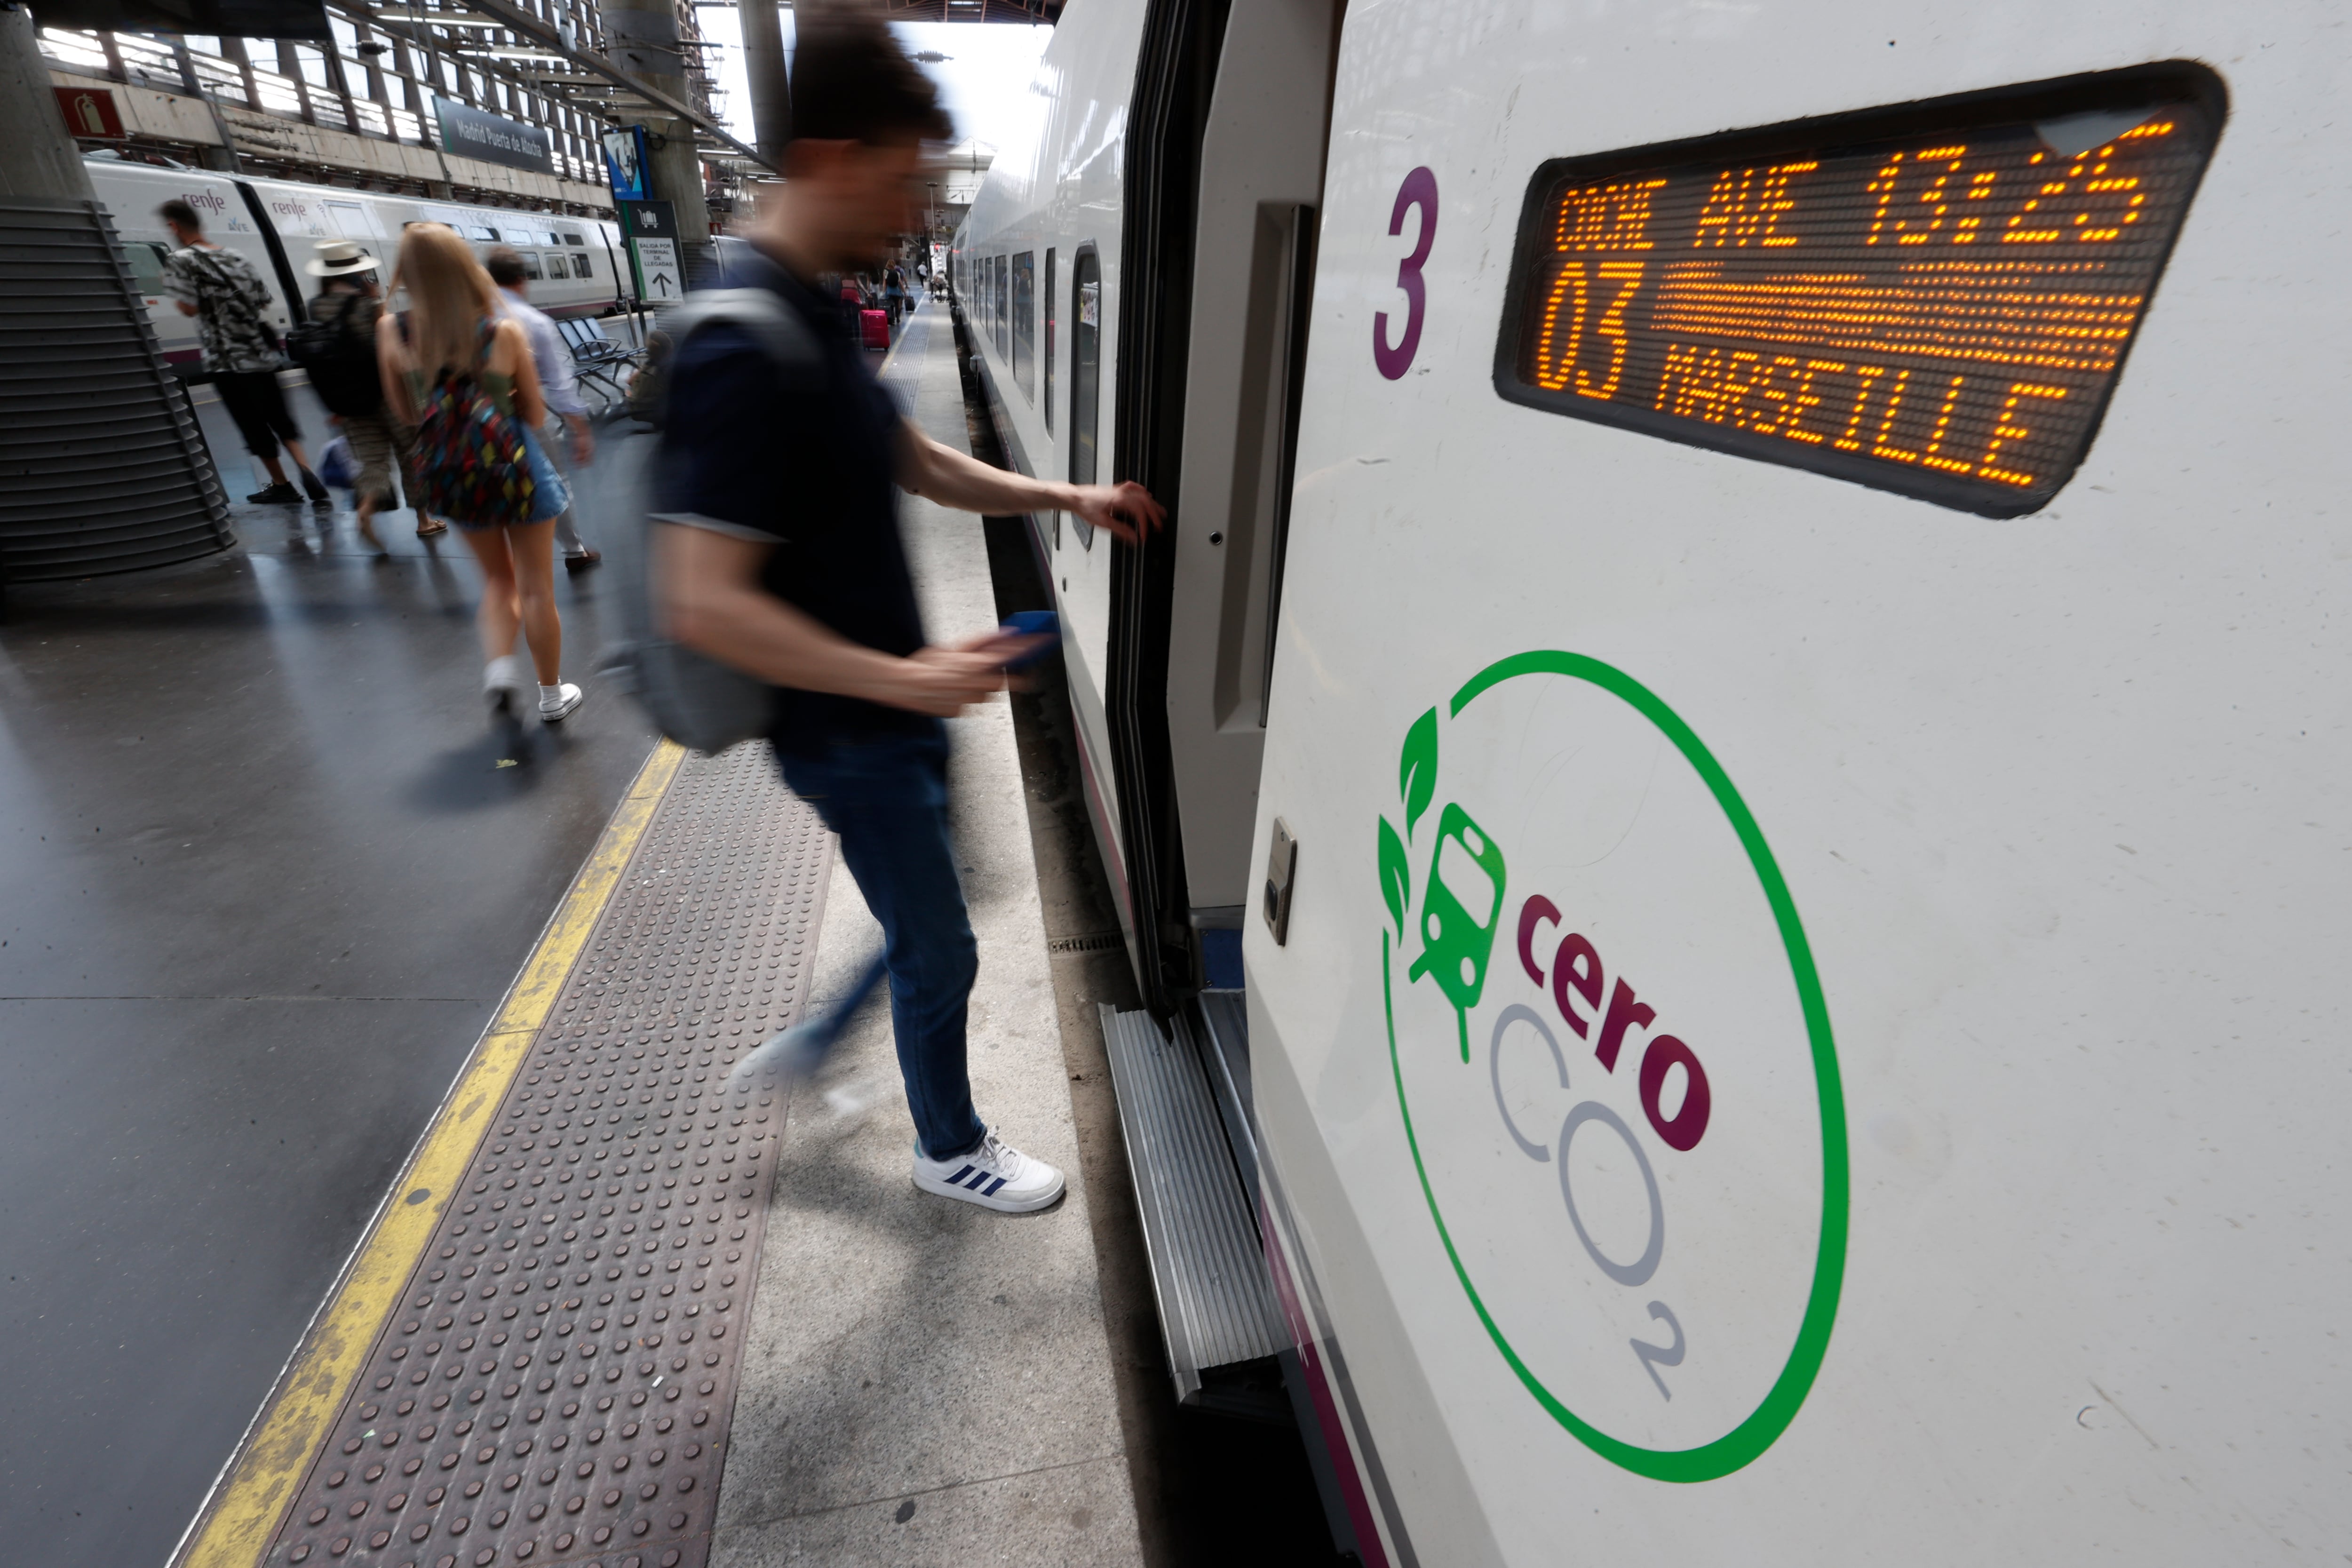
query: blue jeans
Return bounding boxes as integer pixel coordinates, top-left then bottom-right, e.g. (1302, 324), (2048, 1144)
(776, 722), (985, 1161)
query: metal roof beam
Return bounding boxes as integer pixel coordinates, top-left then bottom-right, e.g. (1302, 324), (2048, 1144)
(361, 0), (773, 171)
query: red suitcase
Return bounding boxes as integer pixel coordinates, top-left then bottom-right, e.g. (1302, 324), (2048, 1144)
(860, 308), (890, 350)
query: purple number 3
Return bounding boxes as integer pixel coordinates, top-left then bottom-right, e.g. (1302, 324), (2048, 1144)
(1374, 166), (1438, 380)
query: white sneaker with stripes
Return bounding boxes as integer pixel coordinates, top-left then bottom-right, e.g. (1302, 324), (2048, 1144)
(912, 1131), (1065, 1213)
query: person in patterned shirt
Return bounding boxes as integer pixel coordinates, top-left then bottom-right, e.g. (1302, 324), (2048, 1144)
(159, 198), (328, 507)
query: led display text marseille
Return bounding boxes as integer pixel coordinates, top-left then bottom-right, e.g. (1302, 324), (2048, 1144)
(1497, 78), (2219, 515)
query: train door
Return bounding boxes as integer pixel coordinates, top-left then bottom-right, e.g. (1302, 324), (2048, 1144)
(241, 177), (336, 316)
(1106, 0), (1343, 1005)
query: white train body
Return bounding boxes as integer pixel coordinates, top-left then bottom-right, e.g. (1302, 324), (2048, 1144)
(83, 158), (628, 372)
(957, 2), (2350, 1562)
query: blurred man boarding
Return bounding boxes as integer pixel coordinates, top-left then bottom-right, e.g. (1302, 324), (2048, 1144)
(654, 8), (1165, 1213)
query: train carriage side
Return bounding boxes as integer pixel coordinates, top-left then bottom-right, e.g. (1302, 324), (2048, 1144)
(86, 159), (627, 368)
(962, 0), (2352, 1562)
(1247, 1), (2352, 1563)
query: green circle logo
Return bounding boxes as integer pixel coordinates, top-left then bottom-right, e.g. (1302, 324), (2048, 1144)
(1378, 650), (1848, 1482)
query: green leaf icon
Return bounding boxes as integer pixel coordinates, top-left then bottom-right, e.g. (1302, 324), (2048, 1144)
(1377, 816), (1410, 935)
(1400, 707), (1438, 839)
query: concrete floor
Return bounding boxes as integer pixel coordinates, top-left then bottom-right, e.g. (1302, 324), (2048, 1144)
(0, 379), (659, 1565)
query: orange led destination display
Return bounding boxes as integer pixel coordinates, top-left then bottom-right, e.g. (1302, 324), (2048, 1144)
(1494, 67), (2223, 516)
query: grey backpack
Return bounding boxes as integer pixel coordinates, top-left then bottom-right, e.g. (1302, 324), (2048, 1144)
(600, 289), (822, 755)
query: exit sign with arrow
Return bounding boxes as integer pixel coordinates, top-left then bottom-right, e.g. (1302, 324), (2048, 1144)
(630, 237), (681, 302)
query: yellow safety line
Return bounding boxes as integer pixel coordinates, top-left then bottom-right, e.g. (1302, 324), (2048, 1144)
(174, 739), (689, 1568)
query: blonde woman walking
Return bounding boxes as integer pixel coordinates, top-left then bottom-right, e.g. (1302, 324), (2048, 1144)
(377, 223), (584, 722)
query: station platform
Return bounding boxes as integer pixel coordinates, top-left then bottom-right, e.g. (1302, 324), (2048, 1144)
(0, 300), (1152, 1568)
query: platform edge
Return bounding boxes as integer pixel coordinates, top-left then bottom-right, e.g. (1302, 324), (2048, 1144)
(168, 738), (689, 1568)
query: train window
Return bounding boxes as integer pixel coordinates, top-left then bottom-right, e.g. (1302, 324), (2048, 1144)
(573, 251), (592, 279)
(1493, 64), (2224, 517)
(125, 240), (171, 298)
(518, 251), (543, 280)
(564, 233), (585, 246)
(1043, 248), (1056, 434)
(1069, 250), (1102, 549)
(1012, 251), (1035, 402)
(995, 256), (1010, 360)
(467, 225), (498, 242)
(324, 200), (370, 239)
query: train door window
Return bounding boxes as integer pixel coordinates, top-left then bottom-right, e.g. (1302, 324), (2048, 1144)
(1069, 248), (1101, 549)
(125, 240), (172, 299)
(573, 251), (592, 278)
(1044, 248), (1057, 433)
(324, 200), (370, 239)
(1012, 251), (1035, 402)
(997, 257), (1011, 359)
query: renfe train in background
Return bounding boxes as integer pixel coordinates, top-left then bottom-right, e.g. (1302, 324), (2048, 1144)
(83, 156), (629, 373)
(954, 0), (2349, 1563)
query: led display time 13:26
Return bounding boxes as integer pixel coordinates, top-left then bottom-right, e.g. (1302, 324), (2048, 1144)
(1493, 67), (2223, 516)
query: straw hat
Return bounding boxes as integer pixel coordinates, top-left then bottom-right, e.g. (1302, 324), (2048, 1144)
(305, 238), (379, 277)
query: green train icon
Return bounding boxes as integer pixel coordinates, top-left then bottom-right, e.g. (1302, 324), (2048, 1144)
(1407, 803), (1509, 1060)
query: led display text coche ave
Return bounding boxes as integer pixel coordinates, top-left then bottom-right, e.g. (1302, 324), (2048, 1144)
(1494, 71), (2221, 515)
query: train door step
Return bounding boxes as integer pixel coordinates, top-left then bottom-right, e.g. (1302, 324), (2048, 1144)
(1192, 989), (1261, 1214)
(1099, 1003), (1288, 1418)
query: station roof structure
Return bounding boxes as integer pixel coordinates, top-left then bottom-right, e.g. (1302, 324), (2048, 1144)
(878, 0), (1062, 20)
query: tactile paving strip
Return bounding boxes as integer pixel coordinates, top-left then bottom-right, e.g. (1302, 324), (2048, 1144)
(262, 744), (830, 1568)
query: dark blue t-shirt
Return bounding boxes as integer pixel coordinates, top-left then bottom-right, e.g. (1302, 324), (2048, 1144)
(656, 248), (926, 754)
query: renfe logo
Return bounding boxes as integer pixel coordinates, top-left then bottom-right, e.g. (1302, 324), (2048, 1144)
(1378, 650), (1848, 1481)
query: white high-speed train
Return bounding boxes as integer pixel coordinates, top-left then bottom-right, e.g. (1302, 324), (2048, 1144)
(83, 157), (629, 373)
(955, 1), (2348, 1562)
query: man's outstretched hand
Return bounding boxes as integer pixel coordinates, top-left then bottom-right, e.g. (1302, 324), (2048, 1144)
(1069, 480), (1166, 546)
(880, 628), (1054, 716)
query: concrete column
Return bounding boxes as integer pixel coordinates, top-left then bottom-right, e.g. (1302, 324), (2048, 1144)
(600, 0), (710, 268)
(737, 0), (791, 166)
(0, 7), (96, 201)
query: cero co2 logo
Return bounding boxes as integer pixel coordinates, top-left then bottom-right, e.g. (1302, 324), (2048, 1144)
(1378, 651), (1848, 1481)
